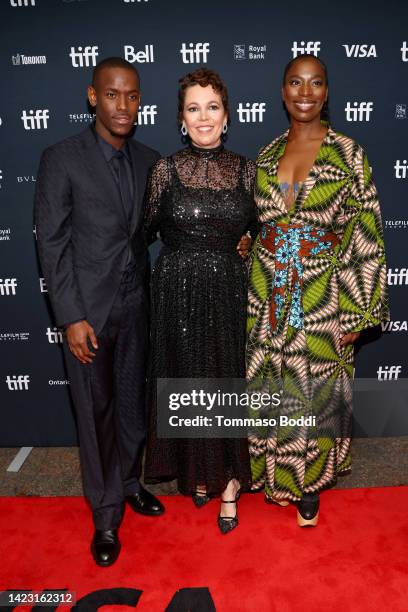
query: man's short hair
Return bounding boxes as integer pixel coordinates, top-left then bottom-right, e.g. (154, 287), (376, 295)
(92, 57), (140, 87)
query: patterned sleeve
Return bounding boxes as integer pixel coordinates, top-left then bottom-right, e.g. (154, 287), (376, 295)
(338, 145), (390, 334)
(243, 158), (260, 239)
(144, 157), (170, 244)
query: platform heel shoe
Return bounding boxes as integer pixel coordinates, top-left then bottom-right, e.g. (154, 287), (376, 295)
(297, 493), (319, 527)
(217, 490), (241, 534)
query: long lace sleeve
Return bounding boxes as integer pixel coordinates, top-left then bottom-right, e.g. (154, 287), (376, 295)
(144, 157), (170, 244)
(243, 158), (259, 239)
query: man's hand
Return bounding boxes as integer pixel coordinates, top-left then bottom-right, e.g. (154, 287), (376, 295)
(340, 332), (360, 347)
(237, 234), (252, 259)
(66, 320), (98, 364)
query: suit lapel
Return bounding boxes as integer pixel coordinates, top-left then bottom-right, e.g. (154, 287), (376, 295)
(81, 127), (127, 228)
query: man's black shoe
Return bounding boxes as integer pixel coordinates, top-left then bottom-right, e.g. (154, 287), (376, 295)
(91, 529), (121, 567)
(126, 487), (165, 516)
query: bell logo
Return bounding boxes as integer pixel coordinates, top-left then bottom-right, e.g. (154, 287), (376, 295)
(21, 109), (49, 130)
(180, 43), (210, 64)
(387, 268), (408, 285)
(401, 41), (408, 62)
(124, 45), (154, 63)
(345, 101), (373, 122)
(10, 0), (35, 5)
(237, 102), (266, 123)
(69, 46), (99, 68)
(137, 105), (157, 125)
(394, 160), (408, 179)
(343, 44), (377, 58)
(377, 365), (402, 381)
(46, 327), (63, 344)
(0, 278), (17, 295)
(6, 375), (30, 391)
(291, 41), (321, 58)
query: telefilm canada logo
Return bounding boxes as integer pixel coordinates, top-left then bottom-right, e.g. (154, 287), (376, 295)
(342, 44), (377, 58)
(0, 332), (30, 341)
(237, 103), (266, 123)
(233, 44), (266, 61)
(180, 43), (210, 64)
(12, 53), (46, 66)
(385, 219), (408, 229)
(68, 113), (95, 124)
(344, 101), (373, 122)
(291, 41), (321, 57)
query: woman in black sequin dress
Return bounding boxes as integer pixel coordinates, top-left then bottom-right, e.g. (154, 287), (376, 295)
(144, 68), (257, 533)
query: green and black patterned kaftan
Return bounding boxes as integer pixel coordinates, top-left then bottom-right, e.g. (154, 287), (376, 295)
(247, 127), (389, 501)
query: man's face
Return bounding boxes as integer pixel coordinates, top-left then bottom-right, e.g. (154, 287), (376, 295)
(88, 66), (140, 143)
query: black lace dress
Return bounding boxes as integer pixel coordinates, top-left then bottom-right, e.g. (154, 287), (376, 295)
(144, 144), (257, 495)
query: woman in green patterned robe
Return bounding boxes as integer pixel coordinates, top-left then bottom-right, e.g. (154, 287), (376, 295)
(247, 55), (389, 526)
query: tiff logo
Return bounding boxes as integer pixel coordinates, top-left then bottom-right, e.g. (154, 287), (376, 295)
(291, 41), (321, 58)
(39, 277), (48, 293)
(137, 105), (157, 125)
(10, 0), (35, 5)
(21, 109), (49, 130)
(237, 102), (266, 123)
(377, 365), (402, 381)
(46, 327), (63, 344)
(124, 45), (154, 63)
(342, 44), (377, 58)
(6, 375), (30, 390)
(401, 41), (408, 62)
(69, 46), (99, 68)
(394, 160), (408, 179)
(0, 278), (17, 295)
(345, 101), (373, 121)
(180, 43), (210, 64)
(387, 268), (408, 285)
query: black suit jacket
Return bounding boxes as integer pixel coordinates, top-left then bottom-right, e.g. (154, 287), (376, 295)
(34, 126), (160, 334)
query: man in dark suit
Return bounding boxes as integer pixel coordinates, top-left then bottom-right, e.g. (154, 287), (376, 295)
(35, 57), (164, 567)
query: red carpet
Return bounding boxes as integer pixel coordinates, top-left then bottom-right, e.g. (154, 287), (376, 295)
(2, 488), (408, 611)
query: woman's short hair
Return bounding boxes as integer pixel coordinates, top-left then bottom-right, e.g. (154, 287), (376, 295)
(177, 67), (230, 127)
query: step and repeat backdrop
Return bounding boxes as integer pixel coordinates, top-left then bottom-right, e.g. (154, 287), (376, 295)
(1, 0), (407, 445)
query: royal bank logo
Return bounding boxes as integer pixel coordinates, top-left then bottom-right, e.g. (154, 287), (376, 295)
(233, 44), (266, 61)
(46, 327), (63, 344)
(0, 332), (30, 341)
(345, 101), (373, 122)
(342, 44), (377, 58)
(237, 102), (266, 123)
(12, 53), (46, 65)
(124, 44), (154, 63)
(0, 279), (17, 295)
(21, 109), (49, 130)
(39, 277), (48, 293)
(180, 42), (210, 64)
(381, 321), (408, 333)
(387, 268), (408, 285)
(0, 228), (11, 241)
(385, 219), (408, 229)
(395, 104), (406, 119)
(136, 105), (157, 125)
(401, 41), (408, 62)
(69, 46), (99, 68)
(394, 160), (408, 179)
(291, 41), (321, 57)
(377, 365), (402, 381)
(6, 375), (30, 390)
(68, 113), (95, 124)
(10, 0), (35, 6)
